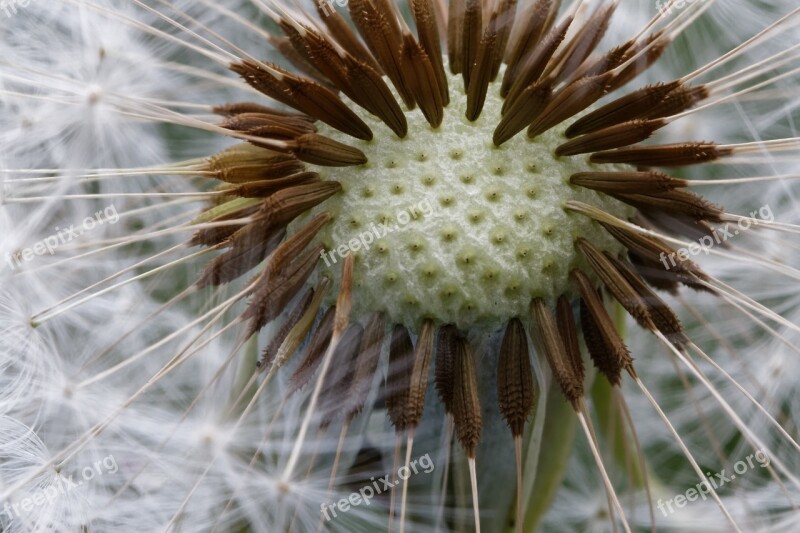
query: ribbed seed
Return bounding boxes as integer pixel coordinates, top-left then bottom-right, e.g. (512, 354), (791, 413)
(565, 81), (681, 137)
(590, 142), (731, 167)
(466, 14), (497, 121)
(447, 0), (465, 74)
(196, 222), (285, 288)
(258, 288), (314, 368)
(289, 134), (367, 167)
(232, 172), (320, 198)
(242, 244), (323, 335)
(503, 16), (572, 112)
(345, 313), (386, 420)
(577, 238), (654, 331)
(387, 325), (415, 431)
(530, 298), (583, 407)
(461, 0), (483, 90)
(287, 307), (336, 392)
(556, 119), (666, 156)
(400, 34), (444, 128)
(501, 0), (555, 96)
(411, 0), (449, 104)
(435, 325), (459, 413)
(608, 189), (725, 223)
(452, 338), (482, 457)
(572, 270), (636, 382)
(556, 296), (585, 388)
(527, 71), (614, 138)
(497, 318), (536, 437)
(569, 171), (686, 194)
(406, 319), (435, 429)
(319, 323), (365, 428)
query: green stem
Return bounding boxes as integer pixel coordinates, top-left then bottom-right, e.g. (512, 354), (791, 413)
(520, 385), (578, 532)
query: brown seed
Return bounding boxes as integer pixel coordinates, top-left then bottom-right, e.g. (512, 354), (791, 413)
(550, 2), (617, 83)
(231, 172), (320, 198)
(287, 307), (336, 391)
(406, 319), (435, 429)
(611, 32), (669, 91)
(569, 171), (686, 194)
(279, 20), (352, 92)
(189, 203), (259, 247)
(503, 15), (572, 111)
(565, 80), (682, 138)
(556, 119), (666, 156)
(527, 71), (614, 138)
(497, 318), (536, 437)
(288, 134), (367, 167)
(345, 313), (386, 420)
(572, 270), (637, 382)
(196, 221), (285, 288)
(343, 55), (408, 137)
(435, 324), (460, 413)
(610, 189), (725, 223)
(577, 238), (654, 331)
(466, 14), (498, 121)
(447, 0), (465, 74)
(213, 102), (312, 119)
(326, 260), (349, 332)
(230, 60), (373, 141)
(562, 39), (635, 86)
(259, 212), (332, 284)
(461, 0), (483, 90)
(319, 323), (365, 428)
(386, 325), (415, 431)
(599, 222), (711, 293)
(556, 296), (585, 388)
(400, 34), (444, 128)
(452, 338), (482, 457)
(590, 142), (732, 167)
(242, 243), (324, 335)
(268, 35), (327, 84)
(530, 298), (583, 407)
(501, 0), (556, 96)
(206, 144), (306, 184)
(315, 5), (381, 73)
(488, 0), (519, 80)
(644, 85), (709, 120)
(411, 0), (450, 104)
(578, 295), (623, 387)
(348, 0), (415, 108)
(260, 181), (341, 230)
(257, 287), (315, 368)
(493, 80), (552, 145)
(609, 256), (689, 345)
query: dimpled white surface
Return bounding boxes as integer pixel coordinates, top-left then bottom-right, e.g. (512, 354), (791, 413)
(299, 71), (633, 332)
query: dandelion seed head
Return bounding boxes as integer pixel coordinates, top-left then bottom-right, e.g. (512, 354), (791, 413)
(301, 68), (633, 331)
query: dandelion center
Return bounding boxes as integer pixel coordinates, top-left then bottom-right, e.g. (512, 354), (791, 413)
(300, 71), (632, 331)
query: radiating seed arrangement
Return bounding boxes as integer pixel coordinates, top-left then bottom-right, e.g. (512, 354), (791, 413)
(7, 0), (800, 531)
(164, 0), (800, 530)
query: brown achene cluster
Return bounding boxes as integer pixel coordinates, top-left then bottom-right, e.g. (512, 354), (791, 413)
(178, 0), (768, 530)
